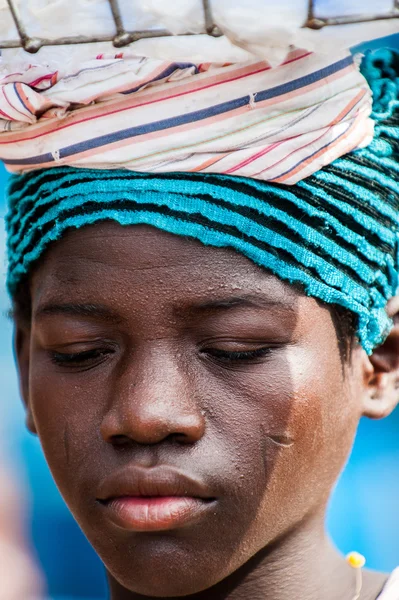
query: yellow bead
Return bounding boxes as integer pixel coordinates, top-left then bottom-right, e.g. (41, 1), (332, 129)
(346, 551), (366, 569)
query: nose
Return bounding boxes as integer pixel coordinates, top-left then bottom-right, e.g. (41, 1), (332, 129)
(100, 348), (205, 446)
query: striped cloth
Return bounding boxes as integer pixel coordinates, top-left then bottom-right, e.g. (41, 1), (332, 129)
(0, 48), (373, 184)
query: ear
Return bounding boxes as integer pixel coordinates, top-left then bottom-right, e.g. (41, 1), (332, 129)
(14, 321), (37, 434)
(362, 297), (399, 420)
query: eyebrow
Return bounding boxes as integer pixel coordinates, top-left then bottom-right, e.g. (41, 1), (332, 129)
(193, 294), (295, 312)
(34, 295), (295, 322)
(34, 303), (124, 323)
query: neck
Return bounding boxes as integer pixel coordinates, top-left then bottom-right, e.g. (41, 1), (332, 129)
(108, 513), (360, 600)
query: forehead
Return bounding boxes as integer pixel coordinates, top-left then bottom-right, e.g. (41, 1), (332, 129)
(31, 222), (303, 311)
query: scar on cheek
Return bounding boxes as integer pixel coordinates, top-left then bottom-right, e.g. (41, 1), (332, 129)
(260, 421), (294, 449)
(266, 435), (295, 448)
(63, 423), (71, 466)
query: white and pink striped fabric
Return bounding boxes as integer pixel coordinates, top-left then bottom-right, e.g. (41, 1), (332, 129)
(0, 47), (373, 183)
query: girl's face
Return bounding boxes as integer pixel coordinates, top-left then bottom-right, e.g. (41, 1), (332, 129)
(17, 223), (373, 596)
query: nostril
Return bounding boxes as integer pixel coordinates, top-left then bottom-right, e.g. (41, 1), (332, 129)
(170, 432), (198, 445)
(110, 435), (132, 448)
(108, 431), (195, 448)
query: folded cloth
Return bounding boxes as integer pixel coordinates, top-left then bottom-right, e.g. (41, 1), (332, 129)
(2, 0), (395, 183)
(0, 48), (374, 183)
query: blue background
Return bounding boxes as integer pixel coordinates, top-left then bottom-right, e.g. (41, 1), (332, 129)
(0, 35), (399, 600)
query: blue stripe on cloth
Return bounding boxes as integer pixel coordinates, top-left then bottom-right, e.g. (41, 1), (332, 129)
(253, 55), (354, 101)
(270, 87), (366, 181)
(13, 83), (34, 115)
(271, 122), (351, 182)
(62, 61), (124, 83)
(121, 62), (201, 95)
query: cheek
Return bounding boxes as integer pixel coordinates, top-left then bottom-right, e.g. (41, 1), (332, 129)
(252, 345), (358, 537)
(213, 343), (359, 548)
(28, 358), (106, 507)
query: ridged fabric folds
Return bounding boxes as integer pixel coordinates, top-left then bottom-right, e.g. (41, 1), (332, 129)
(5, 49), (399, 354)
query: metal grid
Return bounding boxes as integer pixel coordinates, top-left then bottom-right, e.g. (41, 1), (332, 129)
(0, 0), (222, 52)
(1, 0), (399, 53)
(305, 0), (399, 29)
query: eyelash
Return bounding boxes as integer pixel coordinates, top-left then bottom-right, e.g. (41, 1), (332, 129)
(204, 347), (272, 362)
(49, 345), (273, 370)
(50, 348), (112, 367)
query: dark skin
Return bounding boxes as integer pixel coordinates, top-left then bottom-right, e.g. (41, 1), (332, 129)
(15, 223), (399, 600)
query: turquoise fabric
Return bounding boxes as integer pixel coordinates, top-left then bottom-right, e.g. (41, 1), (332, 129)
(5, 49), (399, 354)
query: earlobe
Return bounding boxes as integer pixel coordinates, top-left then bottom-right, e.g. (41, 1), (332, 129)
(14, 323), (37, 435)
(362, 303), (399, 420)
(362, 372), (399, 420)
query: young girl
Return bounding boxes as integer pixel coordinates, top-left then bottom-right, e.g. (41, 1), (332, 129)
(1, 2), (399, 598)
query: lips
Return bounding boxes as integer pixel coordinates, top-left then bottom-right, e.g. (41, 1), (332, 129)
(96, 466), (215, 532)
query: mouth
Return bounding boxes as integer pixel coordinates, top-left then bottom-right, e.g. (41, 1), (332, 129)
(96, 466), (216, 532)
(100, 495), (214, 532)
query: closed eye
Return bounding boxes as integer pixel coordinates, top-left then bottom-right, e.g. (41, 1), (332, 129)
(203, 347), (273, 363)
(50, 348), (114, 369)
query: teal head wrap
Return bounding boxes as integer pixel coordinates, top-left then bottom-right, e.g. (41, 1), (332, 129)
(5, 49), (399, 354)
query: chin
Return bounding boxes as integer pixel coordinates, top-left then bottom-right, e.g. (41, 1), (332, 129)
(107, 553), (225, 597)
(112, 575), (215, 598)
(98, 534), (235, 598)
